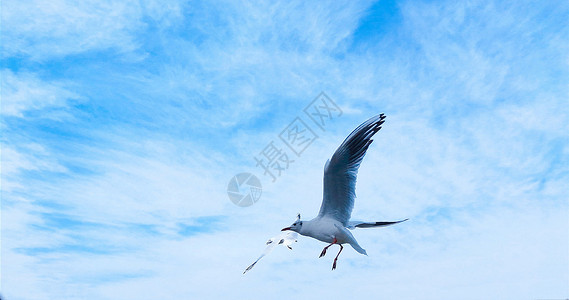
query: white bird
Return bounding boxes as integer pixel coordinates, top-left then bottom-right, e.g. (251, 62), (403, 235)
(243, 227), (299, 274)
(281, 114), (407, 270)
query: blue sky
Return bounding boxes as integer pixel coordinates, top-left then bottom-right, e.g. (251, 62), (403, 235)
(1, 0), (568, 299)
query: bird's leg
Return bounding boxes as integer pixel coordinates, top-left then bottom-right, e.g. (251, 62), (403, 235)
(331, 244), (344, 270)
(319, 237), (337, 258)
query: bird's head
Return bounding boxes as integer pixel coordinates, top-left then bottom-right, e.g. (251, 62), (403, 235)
(281, 213), (302, 233)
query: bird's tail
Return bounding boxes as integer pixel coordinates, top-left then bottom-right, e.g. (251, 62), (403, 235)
(347, 219), (408, 230)
(350, 242), (367, 256)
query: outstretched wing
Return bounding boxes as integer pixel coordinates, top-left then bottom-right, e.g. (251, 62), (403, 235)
(347, 219), (408, 229)
(243, 231), (298, 274)
(318, 114), (386, 225)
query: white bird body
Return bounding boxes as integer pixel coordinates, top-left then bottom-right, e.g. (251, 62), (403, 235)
(299, 217), (367, 255)
(281, 113), (407, 270)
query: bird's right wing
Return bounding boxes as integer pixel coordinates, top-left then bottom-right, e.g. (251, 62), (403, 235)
(318, 114), (386, 225)
(347, 219), (408, 229)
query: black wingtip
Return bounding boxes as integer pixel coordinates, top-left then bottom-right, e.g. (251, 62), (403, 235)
(243, 261), (257, 274)
(354, 219), (409, 228)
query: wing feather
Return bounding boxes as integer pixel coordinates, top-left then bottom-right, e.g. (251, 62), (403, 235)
(317, 114), (386, 225)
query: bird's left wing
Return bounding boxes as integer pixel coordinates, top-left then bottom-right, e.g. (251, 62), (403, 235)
(318, 114), (386, 225)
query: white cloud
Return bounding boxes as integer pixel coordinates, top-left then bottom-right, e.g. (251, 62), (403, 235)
(1, 0), (147, 60)
(1, 143), (69, 195)
(1, 70), (79, 118)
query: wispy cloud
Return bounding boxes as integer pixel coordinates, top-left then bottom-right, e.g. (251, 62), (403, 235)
(1, 70), (80, 118)
(1, 0), (147, 60)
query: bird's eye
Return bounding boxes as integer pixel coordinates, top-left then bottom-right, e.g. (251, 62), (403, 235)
(300, 222), (303, 225)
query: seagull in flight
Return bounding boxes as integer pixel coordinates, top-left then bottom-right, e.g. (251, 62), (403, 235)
(281, 114), (407, 270)
(243, 224), (299, 274)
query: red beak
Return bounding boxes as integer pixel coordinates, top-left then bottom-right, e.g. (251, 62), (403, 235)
(281, 227), (291, 231)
